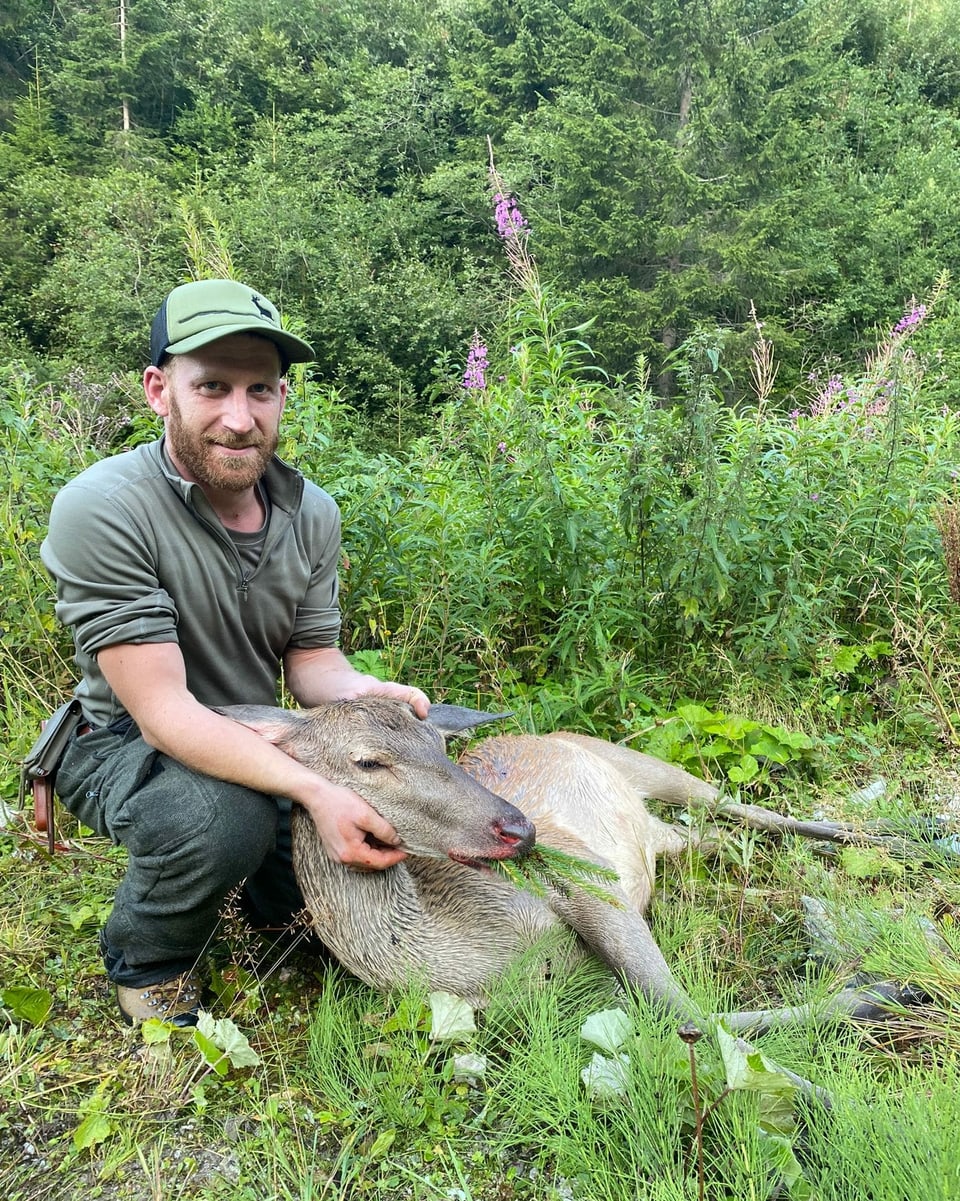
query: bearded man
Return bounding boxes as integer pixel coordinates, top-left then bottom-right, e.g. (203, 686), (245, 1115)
(41, 279), (429, 1026)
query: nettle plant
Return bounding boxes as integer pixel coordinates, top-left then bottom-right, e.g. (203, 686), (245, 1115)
(626, 702), (820, 793)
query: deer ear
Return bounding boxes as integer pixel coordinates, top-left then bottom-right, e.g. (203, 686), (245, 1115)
(212, 704), (308, 747)
(425, 704), (514, 741)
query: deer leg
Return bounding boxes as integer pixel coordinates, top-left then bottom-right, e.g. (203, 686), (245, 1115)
(659, 792), (913, 850)
(716, 978), (933, 1035)
(547, 883), (697, 1019)
(545, 840), (931, 1041)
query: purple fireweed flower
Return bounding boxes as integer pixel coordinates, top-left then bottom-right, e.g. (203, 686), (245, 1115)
(494, 192), (529, 240)
(463, 330), (488, 390)
(810, 374), (843, 417)
(892, 304), (927, 335)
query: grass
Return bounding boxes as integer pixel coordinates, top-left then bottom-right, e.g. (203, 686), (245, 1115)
(3, 756), (960, 1201)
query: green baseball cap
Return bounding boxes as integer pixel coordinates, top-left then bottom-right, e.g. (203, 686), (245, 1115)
(150, 279), (315, 368)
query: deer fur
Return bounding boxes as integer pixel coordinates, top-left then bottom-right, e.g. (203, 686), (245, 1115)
(221, 699), (914, 1032)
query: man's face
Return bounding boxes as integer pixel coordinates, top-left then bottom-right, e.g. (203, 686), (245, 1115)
(144, 334), (288, 493)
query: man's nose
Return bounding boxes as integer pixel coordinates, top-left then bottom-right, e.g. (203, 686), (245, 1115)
(220, 392), (256, 431)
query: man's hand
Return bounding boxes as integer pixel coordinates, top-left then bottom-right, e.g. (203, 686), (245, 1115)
(284, 646), (430, 718)
(340, 676), (431, 720)
(299, 778), (408, 870)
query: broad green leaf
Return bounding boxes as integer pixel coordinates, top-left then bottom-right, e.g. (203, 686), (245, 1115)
(580, 1007), (632, 1053)
(829, 646), (865, 674)
(196, 1012), (261, 1068)
(717, 1027), (795, 1092)
(193, 1028), (229, 1075)
(728, 754), (760, 783)
(747, 734), (794, 763)
(73, 1083), (115, 1152)
(73, 1110), (115, 1152)
(702, 716), (760, 739)
(675, 704), (715, 727)
(1, 986), (53, 1024)
(428, 991), (476, 1042)
(716, 1027), (798, 1132)
(452, 1052), (488, 1083)
(366, 1128), (396, 1159)
(141, 1018), (172, 1044)
(760, 1130), (814, 1199)
(581, 1052), (630, 1100)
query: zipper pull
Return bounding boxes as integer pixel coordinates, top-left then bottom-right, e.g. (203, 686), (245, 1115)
(237, 577), (250, 600)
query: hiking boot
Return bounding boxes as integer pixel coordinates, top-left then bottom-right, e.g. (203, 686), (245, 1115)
(117, 969), (205, 1027)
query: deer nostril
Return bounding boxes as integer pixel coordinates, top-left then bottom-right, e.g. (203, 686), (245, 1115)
(494, 817), (536, 854)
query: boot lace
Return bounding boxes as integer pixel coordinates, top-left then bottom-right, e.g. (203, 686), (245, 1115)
(136, 971), (203, 1016)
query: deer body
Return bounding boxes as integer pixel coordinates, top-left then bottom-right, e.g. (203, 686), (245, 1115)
(292, 825), (563, 1000)
(223, 699), (913, 1029)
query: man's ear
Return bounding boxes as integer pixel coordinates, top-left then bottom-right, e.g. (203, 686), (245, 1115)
(143, 364), (171, 418)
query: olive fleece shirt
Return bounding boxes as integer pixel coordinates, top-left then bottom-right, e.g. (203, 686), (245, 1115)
(41, 438), (342, 727)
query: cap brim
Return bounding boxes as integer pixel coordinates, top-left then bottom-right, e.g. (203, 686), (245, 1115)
(165, 322), (315, 363)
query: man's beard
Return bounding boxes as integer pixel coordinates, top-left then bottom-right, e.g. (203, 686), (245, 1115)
(166, 399), (277, 492)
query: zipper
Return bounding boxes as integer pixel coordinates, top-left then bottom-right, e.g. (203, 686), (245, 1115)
(161, 445), (302, 601)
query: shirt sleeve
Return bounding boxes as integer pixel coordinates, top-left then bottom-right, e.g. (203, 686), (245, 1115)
(285, 485), (343, 649)
(40, 480), (179, 658)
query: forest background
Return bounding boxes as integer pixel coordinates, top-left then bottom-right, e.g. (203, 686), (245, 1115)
(3, 0), (960, 728)
(4, 2), (960, 1197)
(3, 0), (960, 406)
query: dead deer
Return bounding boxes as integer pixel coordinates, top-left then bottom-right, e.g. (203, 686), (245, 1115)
(220, 698), (923, 1034)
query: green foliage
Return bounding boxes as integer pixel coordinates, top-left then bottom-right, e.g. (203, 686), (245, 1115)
(491, 843), (621, 904)
(283, 254), (955, 743)
(629, 702), (820, 790)
(1, 985), (53, 1024)
(3, 191), (958, 755)
(0, 365), (114, 776)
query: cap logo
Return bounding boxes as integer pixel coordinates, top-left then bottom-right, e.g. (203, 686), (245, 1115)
(251, 293), (275, 321)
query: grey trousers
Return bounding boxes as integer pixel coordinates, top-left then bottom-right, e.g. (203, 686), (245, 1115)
(56, 721), (307, 987)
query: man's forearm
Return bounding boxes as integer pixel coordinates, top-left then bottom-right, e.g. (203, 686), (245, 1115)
(283, 646), (370, 707)
(284, 646), (429, 717)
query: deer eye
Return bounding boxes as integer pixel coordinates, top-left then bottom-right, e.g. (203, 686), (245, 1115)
(354, 758), (387, 771)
